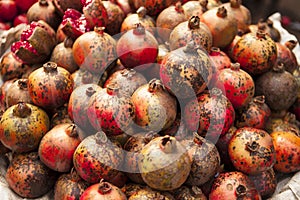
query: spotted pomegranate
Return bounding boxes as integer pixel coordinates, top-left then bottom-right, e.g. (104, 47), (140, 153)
(228, 127), (276, 175)
(131, 79), (177, 132)
(38, 123), (81, 172)
(184, 88), (235, 141)
(124, 131), (159, 184)
(0, 102), (50, 153)
(156, 2), (187, 42)
(160, 41), (213, 99)
(128, 187), (175, 199)
(87, 83), (135, 136)
(120, 6), (156, 36)
(222, 0), (251, 33)
(73, 131), (126, 186)
(172, 185), (207, 200)
(104, 68), (147, 97)
(82, 0), (108, 29)
(5, 152), (58, 198)
(235, 95), (271, 129)
(255, 63), (298, 112)
(248, 168), (277, 198)
(271, 130), (300, 173)
(10, 20), (57, 64)
(231, 30), (277, 75)
(215, 62), (255, 109)
(102, 0), (125, 35)
(117, 23), (158, 70)
(60, 8), (90, 40)
(182, 0), (208, 19)
(28, 62), (74, 111)
(80, 179), (127, 200)
(169, 15), (213, 52)
(138, 135), (191, 191)
(250, 19), (281, 42)
(181, 133), (221, 186)
(73, 26), (117, 75)
(209, 171), (261, 200)
(50, 37), (79, 74)
(0, 52), (29, 82)
(26, 0), (62, 30)
(276, 40), (298, 73)
(68, 84), (102, 135)
(54, 168), (90, 200)
(5, 79), (33, 108)
(132, 0), (176, 16)
(201, 6), (238, 48)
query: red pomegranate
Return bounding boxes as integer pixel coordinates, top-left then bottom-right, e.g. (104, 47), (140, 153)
(0, 0), (18, 22)
(82, 0), (108, 29)
(28, 62), (74, 112)
(184, 88), (235, 141)
(228, 127), (276, 175)
(117, 23), (158, 70)
(15, 0), (37, 13)
(38, 123), (81, 172)
(131, 0), (177, 16)
(102, 0), (125, 35)
(13, 14), (29, 27)
(215, 62), (255, 109)
(209, 171), (261, 200)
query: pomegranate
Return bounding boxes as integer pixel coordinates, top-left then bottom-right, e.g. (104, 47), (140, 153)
(0, 51), (29, 82)
(68, 83), (102, 135)
(0, 0), (17, 22)
(73, 26), (117, 74)
(169, 15), (213, 52)
(209, 171), (261, 200)
(231, 30), (277, 75)
(222, 0), (251, 33)
(228, 127), (276, 175)
(51, 104), (73, 128)
(11, 20), (57, 65)
(50, 37), (79, 73)
(26, 0), (62, 30)
(173, 185), (207, 200)
(123, 131), (159, 184)
(132, 0), (177, 16)
(73, 131), (126, 186)
(15, 0), (37, 13)
(255, 63), (298, 112)
(156, 2), (187, 42)
(138, 135), (191, 191)
(271, 130), (300, 173)
(72, 68), (100, 89)
(181, 133), (221, 186)
(182, 0), (208, 19)
(28, 62), (74, 111)
(131, 79), (177, 132)
(54, 168), (90, 200)
(13, 14), (29, 27)
(102, 0), (125, 35)
(116, 0), (132, 15)
(104, 68), (147, 97)
(5, 78), (33, 107)
(0, 78), (16, 112)
(250, 19), (281, 42)
(265, 112), (300, 135)
(235, 95), (271, 129)
(120, 6), (156, 36)
(53, 0), (83, 13)
(215, 62), (255, 109)
(160, 41), (213, 99)
(248, 168), (277, 198)
(207, 0), (221, 9)
(82, 0), (108, 29)
(117, 23), (158, 69)
(87, 83), (135, 136)
(184, 88), (235, 141)
(5, 152), (58, 198)
(80, 179), (127, 200)
(56, 23), (67, 43)
(128, 187), (175, 199)
(61, 8), (90, 40)
(276, 40), (298, 73)
(201, 6), (238, 48)
(121, 183), (146, 197)
(0, 102), (50, 153)
(38, 123), (81, 172)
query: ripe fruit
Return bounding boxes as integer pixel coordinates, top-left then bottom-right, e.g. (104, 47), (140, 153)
(0, 0), (18, 22)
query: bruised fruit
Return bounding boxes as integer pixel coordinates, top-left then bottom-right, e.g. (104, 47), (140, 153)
(5, 79), (33, 108)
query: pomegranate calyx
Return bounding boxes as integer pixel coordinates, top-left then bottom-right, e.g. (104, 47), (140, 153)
(256, 30), (267, 39)
(148, 79), (165, 93)
(188, 16), (200, 30)
(209, 47), (221, 56)
(98, 180), (112, 195)
(95, 131), (108, 144)
(133, 23), (145, 35)
(63, 37), (74, 48)
(86, 86), (97, 97)
(17, 79), (28, 90)
(193, 132), (204, 145)
(94, 26), (105, 35)
(235, 184), (247, 197)
(230, 62), (241, 71)
(285, 40), (297, 51)
(216, 6), (227, 18)
(66, 124), (79, 137)
(13, 102), (32, 118)
(272, 63), (285, 73)
(70, 167), (81, 182)
(245, 141), (259, 152)
(106, 83), (120, 95)
(175, 1), (184, 13)
(43, 62), (58, 73)
(253, 95), (265, 105)
(143, 131), (157, 143)
(120, 69), (136, 79)
(230, 0), (241, 8)
(159, 135), (176, 153)
(39, 0), (49, 6)
(136, 6), (147, 18)
(199, 0), (208, 8)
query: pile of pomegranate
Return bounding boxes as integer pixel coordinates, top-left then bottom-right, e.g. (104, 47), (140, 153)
(0, 0), (299, 199)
